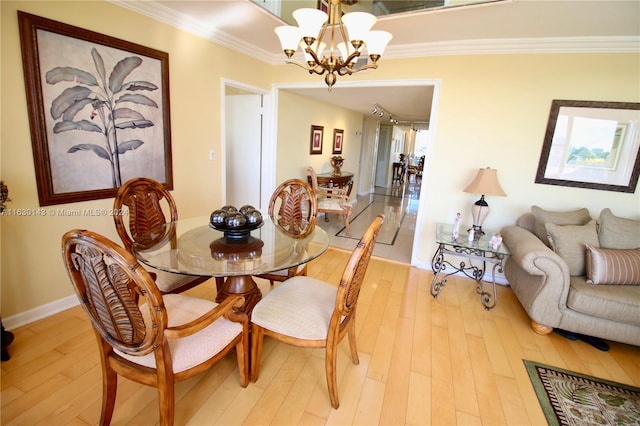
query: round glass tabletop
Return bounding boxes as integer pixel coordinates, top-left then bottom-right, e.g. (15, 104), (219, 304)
(132, 216), (330, 278)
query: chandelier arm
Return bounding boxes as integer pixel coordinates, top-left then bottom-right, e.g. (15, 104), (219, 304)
(285, 58), (318, 71)
(343, 51), (361, 66)
(349, 62), (379, 73)
(285, 58), (327, 75)
(305, 47), (323, 68)
(337, 66), (354, 76)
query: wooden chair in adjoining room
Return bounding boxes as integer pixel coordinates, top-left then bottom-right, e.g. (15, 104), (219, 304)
(250, 215), (384, 409)
(113, 177), (216, 294)
(306, 166), (353, 236)
(417, 155), (425, 180)
(61, 229), (249, 426)
(257, 179), (318, 286)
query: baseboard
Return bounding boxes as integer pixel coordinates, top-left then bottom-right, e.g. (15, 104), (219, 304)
(2, 295), (79, 330)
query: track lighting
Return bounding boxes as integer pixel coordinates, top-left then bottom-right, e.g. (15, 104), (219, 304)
(372, 103), (401, 123)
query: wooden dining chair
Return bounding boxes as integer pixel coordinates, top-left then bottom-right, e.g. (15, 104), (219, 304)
(306, 166), (353, 236)
(257, 179), (318, 286)
(62, 229), (249, 426)
(113, 177), (215, 294)
(250, 215), (384, 409)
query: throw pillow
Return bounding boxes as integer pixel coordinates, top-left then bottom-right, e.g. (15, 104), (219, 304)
(585, 244), (640, 285)
(545, 220), (599, 276)
(531, 206), (591, 247)
(597, 208), (640, 250)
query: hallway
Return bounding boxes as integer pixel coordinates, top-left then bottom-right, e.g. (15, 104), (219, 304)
(314, 179), (420, 264)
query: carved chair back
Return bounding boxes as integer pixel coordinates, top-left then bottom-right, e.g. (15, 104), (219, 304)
(332, 215), (383, 326)
(268, 179), (318, 239)
(62, 229), (166, 356)
(113, 177), (177, 251)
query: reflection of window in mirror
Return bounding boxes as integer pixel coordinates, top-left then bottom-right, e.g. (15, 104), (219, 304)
(536, 100), (640, 193)
(557, 113), (626, 170)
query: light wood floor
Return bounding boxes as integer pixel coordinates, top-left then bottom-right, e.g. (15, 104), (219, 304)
(2, 248), (639, 425)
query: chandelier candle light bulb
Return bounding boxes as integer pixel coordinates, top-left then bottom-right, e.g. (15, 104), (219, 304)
(274, 0), (392, 90)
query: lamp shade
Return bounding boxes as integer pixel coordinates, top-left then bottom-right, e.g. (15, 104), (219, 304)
(364, 30), (393, 56)
(275, 26), (302, 52)
(463, 168), (506, 196)
(293, 8), (328, 40)
(341, 11), (376, 42)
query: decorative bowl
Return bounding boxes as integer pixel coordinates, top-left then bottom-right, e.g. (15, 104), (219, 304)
(209, 205), (264, 240)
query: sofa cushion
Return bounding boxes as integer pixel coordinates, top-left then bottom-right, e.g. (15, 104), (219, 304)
(585, 245), (640, 285)
(531, 206), (591, 247)
(567, 276), (640, 326)
(598, 208), (640, 250)
(515, 213), (536, 235)
(545, 220), (599, 276)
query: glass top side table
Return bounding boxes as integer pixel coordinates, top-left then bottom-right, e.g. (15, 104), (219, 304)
(430, 223), (510, 310)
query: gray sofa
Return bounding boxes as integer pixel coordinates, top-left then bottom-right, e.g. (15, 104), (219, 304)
(501, 207), (640, 347)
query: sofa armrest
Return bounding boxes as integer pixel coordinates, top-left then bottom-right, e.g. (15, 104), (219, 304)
(501, 225), (572, 329)
(501, 225), (567, 277)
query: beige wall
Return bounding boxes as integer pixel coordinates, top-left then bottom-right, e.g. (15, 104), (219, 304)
(2, 0), (639, 323)
(272, 54), (640, 267)
(0, 1), (272, 319)
(275, 90), (364, 196)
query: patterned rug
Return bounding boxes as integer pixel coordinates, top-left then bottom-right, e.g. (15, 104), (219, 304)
(524, 360), (640, 425)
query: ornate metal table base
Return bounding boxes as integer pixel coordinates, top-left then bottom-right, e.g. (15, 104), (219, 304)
(430, 243), (505, 310)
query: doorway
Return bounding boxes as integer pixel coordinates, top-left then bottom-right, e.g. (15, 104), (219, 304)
(223, 80), (272, 211)
(375, 124), (392, 187)
(270, 79), (439, 265)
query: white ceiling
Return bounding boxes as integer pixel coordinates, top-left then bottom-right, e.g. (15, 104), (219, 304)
(113, 0), (639, 123)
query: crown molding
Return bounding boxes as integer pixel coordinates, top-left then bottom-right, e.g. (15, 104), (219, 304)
(383, 36), (640, 59)
(111, 1), (639, 65)
(110, 0), (276, 63)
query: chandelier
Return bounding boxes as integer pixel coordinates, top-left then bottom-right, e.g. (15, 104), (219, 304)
(274, 0), (392, 90)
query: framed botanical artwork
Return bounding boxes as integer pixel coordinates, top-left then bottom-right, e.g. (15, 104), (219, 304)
(18, 11), (173, 206)
(310, 125), (324, 155)
(332, 129), (344, 155)
(535, 100), (640, 193)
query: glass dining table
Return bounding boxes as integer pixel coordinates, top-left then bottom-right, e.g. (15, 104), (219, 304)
(131, 216), (330, 314)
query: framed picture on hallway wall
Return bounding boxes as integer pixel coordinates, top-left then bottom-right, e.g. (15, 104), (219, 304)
(18, 11), (173, 206)
(333, 129), (344, 154)
(310, 125), (324, 155)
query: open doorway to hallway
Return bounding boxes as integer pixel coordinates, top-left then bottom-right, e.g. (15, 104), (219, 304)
(314, 177), (421, 264)
(271, 79), (439, 265)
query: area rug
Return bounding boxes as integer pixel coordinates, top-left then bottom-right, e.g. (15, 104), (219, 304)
(523, 360), (640, 425)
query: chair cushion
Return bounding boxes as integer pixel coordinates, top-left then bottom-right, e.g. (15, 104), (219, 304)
(598, 208), (640, 249)
(545, 220), (599, 276)
(318, 198), (346, 212)
(146, 266), (199, 293)
(139, 251), (201, 293)
(531, 206), (591, 246)
(251, 276), (337, 340)
(263, 263), (306, 278)
(115, 294), (242, 373)
(585, 245), (640, 285)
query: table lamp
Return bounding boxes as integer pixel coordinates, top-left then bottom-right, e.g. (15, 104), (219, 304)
(463, 167), (506, 237)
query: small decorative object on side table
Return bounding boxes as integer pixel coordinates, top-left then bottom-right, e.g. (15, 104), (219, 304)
(330, 155), (344, 176)
(431, 223), (510, 310)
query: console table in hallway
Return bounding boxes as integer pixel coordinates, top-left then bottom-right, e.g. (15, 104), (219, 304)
(310, 172), (354, 197)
